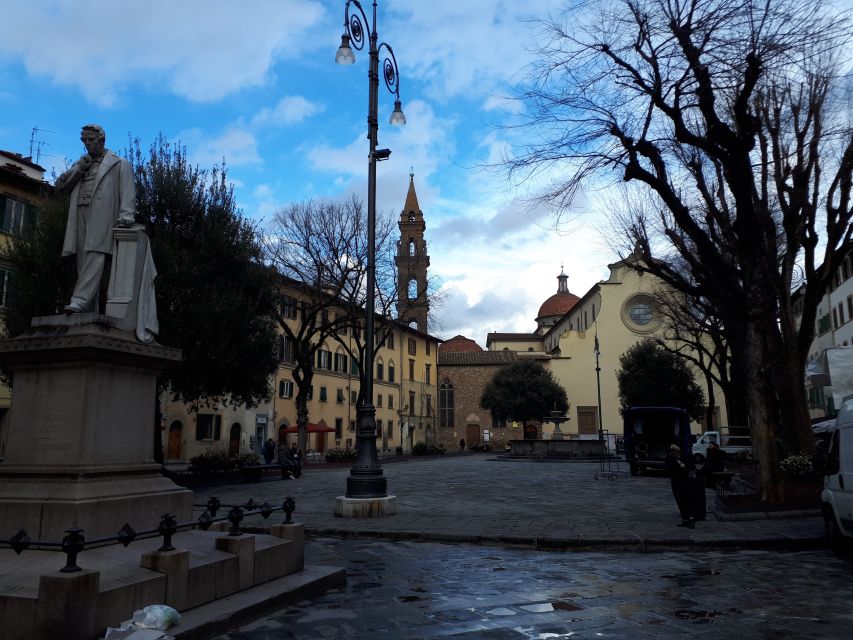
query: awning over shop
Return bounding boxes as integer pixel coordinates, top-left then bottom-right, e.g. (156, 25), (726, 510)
(279, 420), (335, 433)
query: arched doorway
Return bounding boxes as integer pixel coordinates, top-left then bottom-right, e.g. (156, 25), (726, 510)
(524, 424), (538, 440)
(229, 423), (241, 456)
(167, 421), (183, 460)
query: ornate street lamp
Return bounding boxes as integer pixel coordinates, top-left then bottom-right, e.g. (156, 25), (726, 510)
(336, 0), (405, 499)
(594, 333), (604, 442)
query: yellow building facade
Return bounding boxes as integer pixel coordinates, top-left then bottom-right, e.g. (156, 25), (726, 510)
(163, 175), (439, 462)
(271, 306), (439, 456)
(0, 150), (48, 417)
(486, 255), (727, 441)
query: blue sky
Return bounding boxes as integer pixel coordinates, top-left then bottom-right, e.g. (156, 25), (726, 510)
(0, 0), (642, 344)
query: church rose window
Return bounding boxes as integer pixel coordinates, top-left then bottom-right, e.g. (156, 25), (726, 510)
(629, 303), (653, 325)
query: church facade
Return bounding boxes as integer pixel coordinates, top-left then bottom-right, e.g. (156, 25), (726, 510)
(437, 254), (728, 449)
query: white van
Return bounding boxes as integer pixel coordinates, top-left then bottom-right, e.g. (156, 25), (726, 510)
(821, 396), (853, 541)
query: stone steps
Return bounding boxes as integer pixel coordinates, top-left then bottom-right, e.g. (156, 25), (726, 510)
(0, 523), (326, 640)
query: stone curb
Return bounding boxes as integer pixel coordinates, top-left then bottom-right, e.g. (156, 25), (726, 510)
(246, 525), (827, 553)
(712, 508), (821, 521)
(169, 565), (347, 640)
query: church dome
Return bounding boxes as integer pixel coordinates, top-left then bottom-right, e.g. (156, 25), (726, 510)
(439, 335), (483, 353)
(535, 267), (579, 322)
(537, 292), (580, 319)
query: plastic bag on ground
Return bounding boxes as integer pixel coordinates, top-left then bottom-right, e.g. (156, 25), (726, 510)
(132, 604), (181, 631)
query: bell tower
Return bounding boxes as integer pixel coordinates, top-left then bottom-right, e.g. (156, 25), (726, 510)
(396, 170), (430, 332)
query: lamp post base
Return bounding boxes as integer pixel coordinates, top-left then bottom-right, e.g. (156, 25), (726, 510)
(334, 495), (398, 518)
(345, 473), (388, 499)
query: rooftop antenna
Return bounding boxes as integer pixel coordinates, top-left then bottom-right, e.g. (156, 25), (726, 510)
(29, 126), (55, 161)
(35, 140), (54, 165)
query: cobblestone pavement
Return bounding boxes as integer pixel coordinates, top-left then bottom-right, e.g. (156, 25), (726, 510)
(215, 538), (853, 639)
(193, 455), (824, 548)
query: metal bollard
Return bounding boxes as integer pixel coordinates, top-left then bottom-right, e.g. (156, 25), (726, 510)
(158, 514), (178, 552)
(206, 496), (221, 517)
(228, 506), (244, 536)
(282, 496), (296, 524)
(60, 528), (85, 573)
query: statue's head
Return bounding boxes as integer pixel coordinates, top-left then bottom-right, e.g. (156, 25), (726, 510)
(80, 124), (106, 157)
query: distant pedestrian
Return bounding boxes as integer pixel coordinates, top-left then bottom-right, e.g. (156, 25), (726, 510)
(288, 442), (303, 478)
(665, 444), (695, 528)
(459, 438), (465, 453)
(262, 438), (275, 464)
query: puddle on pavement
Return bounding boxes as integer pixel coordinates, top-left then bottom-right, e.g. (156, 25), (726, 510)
(616, 602), (645, 616)
(552, 601), (584, 612)
(350, 581), (383, 591)
(674, 608), (723, 623)
(397, 595), (426, 603)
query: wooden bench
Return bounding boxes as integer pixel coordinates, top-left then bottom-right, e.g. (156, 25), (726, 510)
(238, 463), (291, 482)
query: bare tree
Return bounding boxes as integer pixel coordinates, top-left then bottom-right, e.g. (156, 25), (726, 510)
(651, 287), (741, 428)
(509, 0), (853, 499)
(265, 195), (445, 453)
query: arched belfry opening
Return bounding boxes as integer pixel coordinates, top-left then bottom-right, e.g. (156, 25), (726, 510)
(396, 170), (430, 333)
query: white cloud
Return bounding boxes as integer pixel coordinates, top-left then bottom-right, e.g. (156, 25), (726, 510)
(251, 96), (326, 128)
(386, 0), (567, 103)
(305, 99), (455, 202)
(0, 0), (326, 106)
(176, 127), (261, 168)
(431, 215), (613, 344)
(482, 95), (524, 114)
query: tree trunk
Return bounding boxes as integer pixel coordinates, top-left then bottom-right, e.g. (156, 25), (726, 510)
(774, 348), (815, 455)
(741, 320), (784, 502)
(295, 388), (310, 456)
(703, 369), (717, 428)
(723, 345), (750, 427)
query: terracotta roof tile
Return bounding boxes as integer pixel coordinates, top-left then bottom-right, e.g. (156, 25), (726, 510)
(438, 351), (518, 366)
(438, 335), (483, 352)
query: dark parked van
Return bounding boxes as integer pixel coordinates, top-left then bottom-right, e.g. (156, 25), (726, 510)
(623, 406), (693, 476)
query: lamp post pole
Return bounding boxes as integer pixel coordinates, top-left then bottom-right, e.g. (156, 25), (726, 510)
(336, 0), (405, 499)
(594, 333), (604, 442)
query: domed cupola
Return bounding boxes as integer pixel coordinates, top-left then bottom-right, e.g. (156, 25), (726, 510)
(535, 266), (580, 330)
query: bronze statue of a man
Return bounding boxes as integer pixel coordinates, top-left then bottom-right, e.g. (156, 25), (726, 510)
(56, 124), (136, 313)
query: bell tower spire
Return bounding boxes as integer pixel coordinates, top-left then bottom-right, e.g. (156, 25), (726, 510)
(396, 171), (430, 332)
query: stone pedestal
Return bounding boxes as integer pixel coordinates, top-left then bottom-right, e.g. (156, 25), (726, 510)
(0, 316), (192, 540)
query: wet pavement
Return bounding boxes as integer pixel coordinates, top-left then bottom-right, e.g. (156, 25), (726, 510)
(197, 456), (844, 638)
(193, 455), (824, 548)
(215, 537), (853, 639)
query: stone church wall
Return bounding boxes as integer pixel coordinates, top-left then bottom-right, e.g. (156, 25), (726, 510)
(436, 364), (516, 449)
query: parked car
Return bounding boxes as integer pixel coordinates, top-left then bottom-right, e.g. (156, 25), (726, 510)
(691, 427), (752, 464)
(821, 395), (853, 542)
(623, 406), (693, 476)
